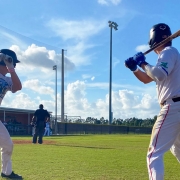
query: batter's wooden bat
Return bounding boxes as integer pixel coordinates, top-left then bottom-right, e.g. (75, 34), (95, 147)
(144, 29), (180, 55)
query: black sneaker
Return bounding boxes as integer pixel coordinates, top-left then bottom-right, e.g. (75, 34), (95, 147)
(1, 171), (22, 179)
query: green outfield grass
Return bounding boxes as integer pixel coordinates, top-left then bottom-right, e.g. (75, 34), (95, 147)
(0, 134), (179, 180)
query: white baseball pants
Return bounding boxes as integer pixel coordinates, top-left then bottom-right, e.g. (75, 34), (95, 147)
(147, 99), (180, 180)
(0, 121), (13, 175)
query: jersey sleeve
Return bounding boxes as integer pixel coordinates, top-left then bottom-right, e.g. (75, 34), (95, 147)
(156, 48), (177, 77)
(0, 76), (13, 105)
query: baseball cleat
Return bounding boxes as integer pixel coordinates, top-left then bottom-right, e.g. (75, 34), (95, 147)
(1, 171), (22, 179)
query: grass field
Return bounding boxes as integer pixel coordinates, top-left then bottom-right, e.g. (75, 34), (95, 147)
(0, 134), (179, 180)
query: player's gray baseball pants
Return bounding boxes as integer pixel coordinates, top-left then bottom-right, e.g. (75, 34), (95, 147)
(147, 99), (180, 180)
(0, 121), (13, 175)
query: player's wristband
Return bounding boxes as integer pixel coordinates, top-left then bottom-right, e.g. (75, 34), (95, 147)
(8, 68), (15, 73)
(133, 68), (139, 73)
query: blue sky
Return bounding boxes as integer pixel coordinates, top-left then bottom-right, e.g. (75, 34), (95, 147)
(0, 0), (179, 120)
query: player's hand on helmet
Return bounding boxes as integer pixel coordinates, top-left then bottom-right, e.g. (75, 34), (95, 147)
(0, 53), (13, 67)
(0, 53), (14, 72)
(133, 52), (147, 67)
(4, 55), (14, 68)
(125, 57), (138, 72)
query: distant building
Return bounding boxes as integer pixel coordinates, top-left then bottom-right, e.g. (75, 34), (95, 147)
(0, 107), (52, 125)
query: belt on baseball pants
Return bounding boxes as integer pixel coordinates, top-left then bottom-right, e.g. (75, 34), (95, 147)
(161, 97), (180, 107)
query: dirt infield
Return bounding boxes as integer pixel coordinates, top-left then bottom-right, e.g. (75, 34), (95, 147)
(13, 140), (55, 145)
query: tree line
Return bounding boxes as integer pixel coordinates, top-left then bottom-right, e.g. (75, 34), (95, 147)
(66, 116), (157, 127)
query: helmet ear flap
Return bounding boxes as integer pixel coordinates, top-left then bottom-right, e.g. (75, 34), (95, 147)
(148, 39), (157, 48)
(148, 39), (152, 47)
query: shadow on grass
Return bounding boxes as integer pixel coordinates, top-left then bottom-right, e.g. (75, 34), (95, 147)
(47, 143), (116, 150)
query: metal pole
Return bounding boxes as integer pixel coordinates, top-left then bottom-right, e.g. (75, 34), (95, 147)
(61, 49), (64, 123)
(108, 21), (118, 125)
(109, 26), (112, 125)
(55, 66), (57, 133)
(53, 65), (57, 134)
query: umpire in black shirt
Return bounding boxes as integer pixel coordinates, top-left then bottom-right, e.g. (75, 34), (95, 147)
(31, 104), (50, 144)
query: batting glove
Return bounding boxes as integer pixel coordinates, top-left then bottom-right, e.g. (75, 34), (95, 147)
(133, 52), (147, 67)
(125, 57), (138, 72)
(0, 53), (15, 73)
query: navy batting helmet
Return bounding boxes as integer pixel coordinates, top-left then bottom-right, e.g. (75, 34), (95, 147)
(148, 23), (172, 48)
(0, 49), (20, 67)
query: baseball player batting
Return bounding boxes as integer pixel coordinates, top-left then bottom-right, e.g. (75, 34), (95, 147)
(125, 23), (180, 180)
(0, 49), (22, 179)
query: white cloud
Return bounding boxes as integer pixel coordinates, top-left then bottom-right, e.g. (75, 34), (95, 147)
(2, 92), (55, 112)
(66, 41), (94, 66)
(0, 29), (28, 49)
(91, 76), (95, 81)
(98, 0), (122, 6)
(111, 0), (122, 5)
(113, 57), (120, 68)
(118, 89), (138, 109)
(9, 44), (75, 74)
(135, 44), (149, 52)
(2, 92), (37, 109)
(98, 0), (108, 5)
(1, 79), (159, 120)
(46, 19), (106, 41)
(63, 81), (159, 119)
(86, 82), (108, 90)
(23, 79), (54, 95)
(82, 74), (92, 79)
(46, 19), (107, 66)
(64, 81), (91, 117)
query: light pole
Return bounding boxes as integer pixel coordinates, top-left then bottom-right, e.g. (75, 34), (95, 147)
(108, 21), (118, 125)
(53, 65), (57, 134)
(61, 49), (65, 123)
